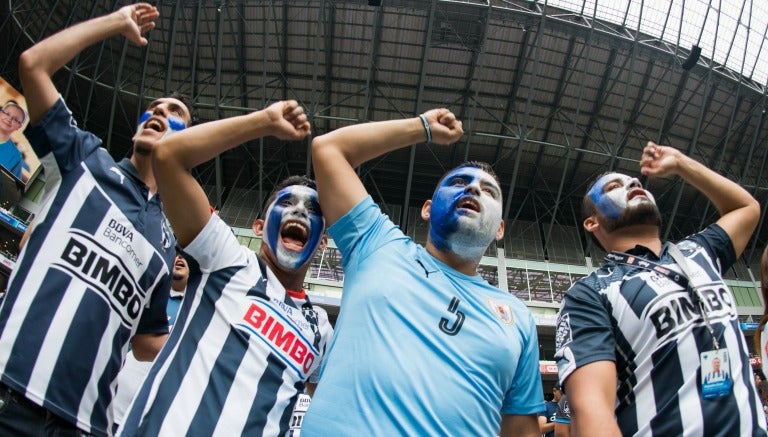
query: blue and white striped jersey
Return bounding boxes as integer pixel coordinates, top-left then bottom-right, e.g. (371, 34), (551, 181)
(118, 214), (332, 437)
(555, 224), (767, 436)
(0, 97), (174, 436)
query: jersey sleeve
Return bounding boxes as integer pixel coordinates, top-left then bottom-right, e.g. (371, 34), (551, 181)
(502, 310), (546, 415)
(555, 278), (616, 385)
(684, 224), (736, 274)
(183, 213), (249, 272)
(24, 96), (101, 174)
(135, 273), (171, 335)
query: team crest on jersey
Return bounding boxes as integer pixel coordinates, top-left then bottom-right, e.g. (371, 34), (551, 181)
(487, 298), (514, 325)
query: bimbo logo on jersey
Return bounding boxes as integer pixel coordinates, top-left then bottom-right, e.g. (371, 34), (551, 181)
(237, 299), (317, 377)
(55, 231), (145, 325)
(645, 284), (736, 340)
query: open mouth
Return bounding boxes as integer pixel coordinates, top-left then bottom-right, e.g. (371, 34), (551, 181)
(174, 260), (186, 269)
(279, 220), (309, 251)
(457, 197), (481, 213)
(144, 118), (166, 133)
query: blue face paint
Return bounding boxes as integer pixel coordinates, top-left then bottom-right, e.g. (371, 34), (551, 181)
(588, 174), (624, 220)
(137, 111), (186, 137)
(262, 186), (325, 270)
(588, 173), (656, 221)
(428, 166), (502, 260)
(138, 112), (151, 124)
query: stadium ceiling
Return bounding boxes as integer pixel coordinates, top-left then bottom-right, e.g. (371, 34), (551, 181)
(2, 0), (768, 267)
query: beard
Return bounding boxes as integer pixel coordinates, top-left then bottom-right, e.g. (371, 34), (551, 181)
(601, 201), (662, 233)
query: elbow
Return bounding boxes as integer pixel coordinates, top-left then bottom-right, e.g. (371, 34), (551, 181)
(311, 135), (331, 158)
(311, 135), (336, 169)
(745, 196), (761, 229)
(18, 49), (42, 83)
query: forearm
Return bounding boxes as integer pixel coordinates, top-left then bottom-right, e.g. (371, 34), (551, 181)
(21, 12), (128, 80)
(157, 110), (280, 170)
(312, 116), (426, 169)
(674, 152), (757, 217)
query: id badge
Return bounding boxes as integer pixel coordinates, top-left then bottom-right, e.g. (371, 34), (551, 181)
(700, 349), (733, 399)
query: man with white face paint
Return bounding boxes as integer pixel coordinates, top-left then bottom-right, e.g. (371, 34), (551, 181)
(118, 101), (332, 437)
(555, 142), (766, 436)
(0, 4), (190, 436)
(302, 109), (544, 436)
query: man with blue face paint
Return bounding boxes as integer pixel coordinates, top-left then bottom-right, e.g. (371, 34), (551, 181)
(302, 109), (544, 436)
(555, 142), (766, 436)
(0, 4), (191, 436)
(118, 100), (333, 437)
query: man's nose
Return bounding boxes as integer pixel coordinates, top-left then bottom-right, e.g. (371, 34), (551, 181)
(152, 104), (169, 117)
(464, 182), (481, 195)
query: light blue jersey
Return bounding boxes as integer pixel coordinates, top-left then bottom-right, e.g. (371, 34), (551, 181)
(302, 196), (543, 435)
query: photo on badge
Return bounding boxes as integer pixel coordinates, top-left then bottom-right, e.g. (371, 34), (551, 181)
(700, 349), (733, 399)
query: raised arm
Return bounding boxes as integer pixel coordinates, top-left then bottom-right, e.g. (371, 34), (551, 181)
(18, 3), (159, 125)
(153, 100), (310, 246)
(311, 109), (463, 225)
(640, 141), (760, 257)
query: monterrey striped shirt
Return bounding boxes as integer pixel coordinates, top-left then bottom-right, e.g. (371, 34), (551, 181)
(0, 97), (174, 436)
(118, 214), (332, 436)
(555, 224), (767, 436)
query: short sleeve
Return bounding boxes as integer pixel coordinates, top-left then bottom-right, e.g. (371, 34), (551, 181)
(135, 274), (171, 335)
(555, 279), (616, 384)
(24, 96), (101, 173)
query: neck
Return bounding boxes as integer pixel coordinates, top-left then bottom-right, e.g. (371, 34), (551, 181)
(0, 133), (11, 143)
(172, 279), (187, 292)
(425, 239), (480, 276)
(603, 225), (662, 255)
(130, 153), (156, 194)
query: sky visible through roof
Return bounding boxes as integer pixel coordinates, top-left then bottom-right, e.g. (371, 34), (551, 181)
(550, 0), (767, 86)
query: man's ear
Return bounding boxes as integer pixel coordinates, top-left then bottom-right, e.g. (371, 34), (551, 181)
(252, 218), (265, 237)
(318, 234), (328, 252)
(583, 215), (599, 233)
(421, 199), (432, 221)
(495, 219), (505, 241)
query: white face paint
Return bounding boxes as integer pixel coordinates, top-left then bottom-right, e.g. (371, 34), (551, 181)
(262, 185), (325, 270)
(429, 166), (503, 261)
(588, 173), (656, 220)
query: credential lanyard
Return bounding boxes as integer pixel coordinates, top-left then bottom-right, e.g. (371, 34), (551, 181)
(605, 244), (720, 350)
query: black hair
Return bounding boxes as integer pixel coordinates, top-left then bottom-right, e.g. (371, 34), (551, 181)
(259, 175), (318, 218)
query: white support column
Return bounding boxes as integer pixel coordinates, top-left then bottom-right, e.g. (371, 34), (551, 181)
(497, 246), (508, 292)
